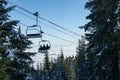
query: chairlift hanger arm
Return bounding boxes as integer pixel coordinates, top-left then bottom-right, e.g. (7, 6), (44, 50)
(34, 12), (39, 25)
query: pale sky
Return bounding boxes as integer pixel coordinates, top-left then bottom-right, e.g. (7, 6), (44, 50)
(7, 0), (89, 66)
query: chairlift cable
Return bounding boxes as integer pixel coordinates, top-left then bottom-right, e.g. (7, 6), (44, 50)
(44, 33), (77, 44)
(19, 23), (77, 44)
(7, 0), (81, 38)
(13, 9), (79, 40)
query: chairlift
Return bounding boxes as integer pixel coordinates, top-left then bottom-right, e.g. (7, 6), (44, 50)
(38, 40), (51, 53)
(26, 25), (43, 38)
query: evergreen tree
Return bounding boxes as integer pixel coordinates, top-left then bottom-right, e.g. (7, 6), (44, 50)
(0, 0), (18, 79)
(65, 56), (76, 80)
(42, 51), (51, 80)
(49, 49), (67, 80)
(0, 0), (36, 79)
(0, 57), (9, 80)
(7, 29), (36, 80)
(75, 37), (86, 80)
(60, 47), (64, 63)
(83, 0), (120, 79)
(43, 51), (50, 73)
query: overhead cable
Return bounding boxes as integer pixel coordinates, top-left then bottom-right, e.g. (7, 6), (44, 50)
(13, 9), (79, 40)
(7, 0), (81, 38)
(19, 22), (77, 44)
(44, 33), (77, 44)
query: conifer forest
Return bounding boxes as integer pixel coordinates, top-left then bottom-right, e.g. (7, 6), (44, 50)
(0, 0), (120, 80)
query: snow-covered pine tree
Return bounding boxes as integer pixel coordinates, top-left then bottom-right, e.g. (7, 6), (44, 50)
(65, 56), (76, 80)
(42, 51), (51, 80)
(48, 49), (68, 80)
(0, 0), (36, 79)
(7, 27), (36, 80)
(0, 0), (18, 79)
(75, 37), (86, 80)
(84, 0), (120, 79)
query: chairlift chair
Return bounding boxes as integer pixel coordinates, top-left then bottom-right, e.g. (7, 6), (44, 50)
(38, 40), (51, 53)
(26, 25), (42, 38)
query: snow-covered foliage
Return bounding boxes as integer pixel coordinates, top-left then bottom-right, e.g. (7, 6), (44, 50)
(83, 0), (120, 79)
